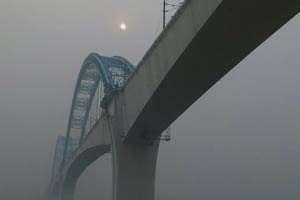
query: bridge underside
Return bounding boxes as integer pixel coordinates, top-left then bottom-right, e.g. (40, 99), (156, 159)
(121, 0), (300, 142)
(62, 145), (110, 200)
(61, 115), (111, 200)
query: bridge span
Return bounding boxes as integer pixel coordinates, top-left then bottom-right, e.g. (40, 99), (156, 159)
(49, 0), (299, 199)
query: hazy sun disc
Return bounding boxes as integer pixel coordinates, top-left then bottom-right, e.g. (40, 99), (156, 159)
(120, 23), (127, 30)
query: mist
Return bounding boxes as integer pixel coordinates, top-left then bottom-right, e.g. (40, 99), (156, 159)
(0, 0), (299, 199)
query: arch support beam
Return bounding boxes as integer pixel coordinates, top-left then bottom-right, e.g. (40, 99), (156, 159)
(60, 115), (111, 200)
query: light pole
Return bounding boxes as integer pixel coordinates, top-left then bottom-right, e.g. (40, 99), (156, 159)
(163, 0), (182, 29)
(163, 0), (166, 29)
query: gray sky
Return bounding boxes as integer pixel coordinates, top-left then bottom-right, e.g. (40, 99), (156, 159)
(0, 0), (299, 199)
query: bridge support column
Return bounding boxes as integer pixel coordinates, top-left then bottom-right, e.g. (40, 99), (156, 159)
(113, 140), (159, 200)
(109, 98), (160, 200)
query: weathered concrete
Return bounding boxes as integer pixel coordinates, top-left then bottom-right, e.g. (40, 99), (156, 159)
(108, 99), (160, 200)
(59, 0), (299, 199)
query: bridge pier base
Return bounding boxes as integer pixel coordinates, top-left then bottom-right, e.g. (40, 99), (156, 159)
(108, 101), (160, 200)
(60, 185), (75, 200)
(112, 141), (160, 200)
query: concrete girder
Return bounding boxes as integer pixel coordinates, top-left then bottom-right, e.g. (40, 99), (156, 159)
(119, 0), (299, 142)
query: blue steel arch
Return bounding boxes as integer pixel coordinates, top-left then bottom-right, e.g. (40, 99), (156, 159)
(62, 53), (134, 167)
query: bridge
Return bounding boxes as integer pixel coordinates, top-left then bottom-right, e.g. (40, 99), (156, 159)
(48, 0), (299, 200)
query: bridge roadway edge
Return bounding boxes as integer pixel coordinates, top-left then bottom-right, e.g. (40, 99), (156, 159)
(120, 0), (299, 142)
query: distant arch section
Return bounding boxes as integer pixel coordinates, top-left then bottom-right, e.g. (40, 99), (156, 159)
(62, 53), (134, 167)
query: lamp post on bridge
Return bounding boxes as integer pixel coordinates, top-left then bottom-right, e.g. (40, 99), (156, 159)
(163, 0), (183, 29)
(163, 0), (166, 28)
(162, 0), (182, 141)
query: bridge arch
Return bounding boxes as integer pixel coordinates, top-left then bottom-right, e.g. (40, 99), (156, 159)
(62, 53), (134, 167)
(57, 53), (159, 200)
(57, 51), (160, 200)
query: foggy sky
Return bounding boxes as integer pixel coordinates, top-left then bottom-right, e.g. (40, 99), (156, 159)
(0, 0), (299, 199)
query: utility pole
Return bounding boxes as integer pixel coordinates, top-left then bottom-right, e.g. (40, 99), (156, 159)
(163, 0), (182, 29)
(161, 0), (182, 141)
(163, 0), (166, 29)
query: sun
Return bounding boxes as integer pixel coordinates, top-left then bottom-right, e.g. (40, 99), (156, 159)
(120, 23), (127, 31)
